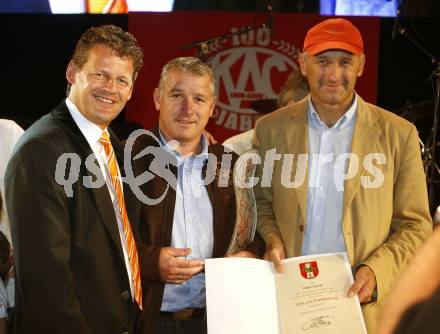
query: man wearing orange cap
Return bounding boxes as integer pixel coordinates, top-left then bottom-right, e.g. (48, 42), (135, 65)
(253, 18), (432, 332)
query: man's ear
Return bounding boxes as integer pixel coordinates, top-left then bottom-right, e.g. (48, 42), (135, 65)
(299, 53), (307, 76)
(153, 88), (161, 111)
(209, 96), (216, 117)
(357, 53), (366, 77)
(126, 85), (133, 101)
(66, 60), (77, 85)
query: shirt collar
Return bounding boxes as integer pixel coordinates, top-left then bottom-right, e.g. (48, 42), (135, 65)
(308, 94), (358, 130)
(158, 128), (209, 167)
(65, 98), (107, 147)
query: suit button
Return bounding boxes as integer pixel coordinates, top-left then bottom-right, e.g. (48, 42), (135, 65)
(299, 225), (304, 232)
(121, 290), (130, 300)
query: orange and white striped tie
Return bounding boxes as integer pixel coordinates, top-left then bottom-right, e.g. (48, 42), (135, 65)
(99, 131), (143, 310)
(86, 0), (128, 13)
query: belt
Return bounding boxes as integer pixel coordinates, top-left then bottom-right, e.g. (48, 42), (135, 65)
(160, 308), (206, 321)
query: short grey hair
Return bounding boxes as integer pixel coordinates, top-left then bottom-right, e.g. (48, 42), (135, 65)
(158, 57), (215, 96)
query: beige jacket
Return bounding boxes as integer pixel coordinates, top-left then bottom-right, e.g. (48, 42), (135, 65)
(254, 95), (432, 333)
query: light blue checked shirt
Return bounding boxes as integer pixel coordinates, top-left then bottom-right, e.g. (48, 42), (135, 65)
(301, 95), (357, 256)
(159, 132), (214, 312)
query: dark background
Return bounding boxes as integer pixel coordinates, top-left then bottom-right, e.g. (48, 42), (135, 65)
(1, 15), (438, 129)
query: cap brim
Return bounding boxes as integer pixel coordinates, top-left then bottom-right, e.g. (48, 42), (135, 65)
(305, 41), (362, 56)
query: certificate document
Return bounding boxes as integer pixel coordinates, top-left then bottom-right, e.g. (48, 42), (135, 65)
(205, 253), (367, 334)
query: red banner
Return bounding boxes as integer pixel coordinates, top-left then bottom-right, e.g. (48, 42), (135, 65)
(128, 12), (380, 142)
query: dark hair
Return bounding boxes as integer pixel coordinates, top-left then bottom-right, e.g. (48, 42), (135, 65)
(277, 71), (309, 107)
(0, 231), (10, 283)
(66, 24), (144, 95)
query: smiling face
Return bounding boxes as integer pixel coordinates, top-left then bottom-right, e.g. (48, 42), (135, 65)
(299, 50), (364, 112)
(154, 68), (215, 153)
(66, 43), (134, 129)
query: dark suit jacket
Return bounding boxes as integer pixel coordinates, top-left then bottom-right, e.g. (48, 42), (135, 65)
(129, 128), (265, 334)
(5, 101), (139, 334)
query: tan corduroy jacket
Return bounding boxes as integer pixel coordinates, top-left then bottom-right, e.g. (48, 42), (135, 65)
(254, 95), (432, 333)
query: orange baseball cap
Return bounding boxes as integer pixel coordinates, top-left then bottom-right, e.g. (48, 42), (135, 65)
(303, 18), (364, 56)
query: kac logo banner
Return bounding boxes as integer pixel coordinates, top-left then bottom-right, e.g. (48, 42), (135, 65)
(129, 12), (379, 142)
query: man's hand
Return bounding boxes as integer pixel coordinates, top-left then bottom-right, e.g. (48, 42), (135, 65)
(263, 239), (286, 273)
(347, 265), (377, 303)
(159, 247), (204, 284)
(227, 251), (257, 258)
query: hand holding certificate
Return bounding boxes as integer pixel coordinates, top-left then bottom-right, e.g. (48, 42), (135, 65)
(205, 253), (367, 334)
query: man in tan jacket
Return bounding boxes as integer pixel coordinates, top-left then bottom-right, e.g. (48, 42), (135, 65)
(254, 18), (432, 333)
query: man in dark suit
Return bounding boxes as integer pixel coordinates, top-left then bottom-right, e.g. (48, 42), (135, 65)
(5, 25), (144, 333)
(130, 57), (265, 334)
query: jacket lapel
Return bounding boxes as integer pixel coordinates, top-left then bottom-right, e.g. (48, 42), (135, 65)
(203, 146), (235, 257)
(89, 179), (125, 256)
(134, 126), (177, 246)
(52, 101), (124, 256)
(342, 97), (381, 235)
(286, 99), (309, 225)
(203, 156), (217, 254)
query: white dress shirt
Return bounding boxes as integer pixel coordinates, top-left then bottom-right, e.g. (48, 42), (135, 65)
(301, 95), (357, 255)
(159, 131), (214, 312)
(66, 98), (135, 299)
